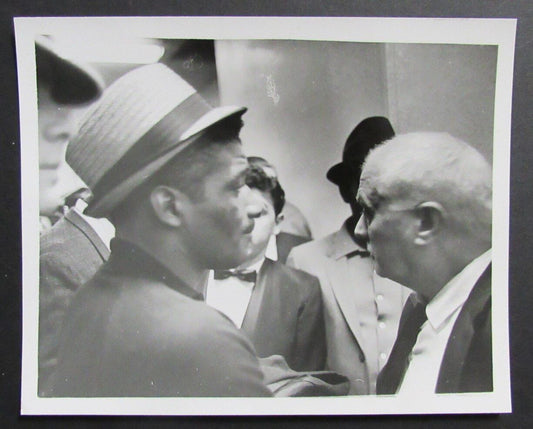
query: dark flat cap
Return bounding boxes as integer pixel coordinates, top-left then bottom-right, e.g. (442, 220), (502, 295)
(36, 35), (104, 105)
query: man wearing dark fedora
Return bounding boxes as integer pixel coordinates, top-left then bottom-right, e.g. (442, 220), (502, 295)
(50, 63), (271, 397)
(287, 117), (411, 394)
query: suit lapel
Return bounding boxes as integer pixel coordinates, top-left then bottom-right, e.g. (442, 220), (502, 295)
(64, 209), (110, 261)
(436, 264), (492, 393)
(324, 227), (368, 348)
(241, 259), (271, 339)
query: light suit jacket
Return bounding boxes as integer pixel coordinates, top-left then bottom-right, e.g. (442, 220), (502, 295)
(287, 222), (410, 394)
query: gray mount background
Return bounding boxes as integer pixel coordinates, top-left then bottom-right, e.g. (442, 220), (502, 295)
(1, 1), (531, 427)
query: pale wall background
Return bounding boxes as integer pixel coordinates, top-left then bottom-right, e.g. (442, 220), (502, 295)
(216, 41), (497, 238)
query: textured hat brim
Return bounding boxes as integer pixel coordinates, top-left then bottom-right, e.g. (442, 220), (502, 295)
(85, 105), (246, 218)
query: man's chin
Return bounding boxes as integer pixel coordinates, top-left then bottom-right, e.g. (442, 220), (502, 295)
(373, 262), (387, 278)
(374, 264), (403, 285)
(212, 250), (251, 270)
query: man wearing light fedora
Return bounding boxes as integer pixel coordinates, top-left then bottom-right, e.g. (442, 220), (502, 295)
(51, 63), (271, 397)
(287, 117), (411, 394)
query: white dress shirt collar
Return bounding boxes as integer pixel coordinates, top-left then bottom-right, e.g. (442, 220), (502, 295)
(426, 249), (492, 331)
(264, 235), (278, 261)
(206, 258), (265, 328)
(74, 199), (115, 250)
(241, 257), (266, 274)
(397, 249), (492, 395)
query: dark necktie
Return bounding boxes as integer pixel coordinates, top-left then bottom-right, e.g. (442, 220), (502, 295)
(377, 299), (428, 394)
(213, 269), (257, 283)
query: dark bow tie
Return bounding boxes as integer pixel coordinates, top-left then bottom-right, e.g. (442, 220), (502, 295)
(213, 269), (257, 283)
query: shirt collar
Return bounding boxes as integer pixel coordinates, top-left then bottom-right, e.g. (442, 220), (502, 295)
(74, 199), (115, 250)
(426, 249), (492, 330)
(107, 238), (204, 301)
(329, 218), (369, 260)
(244, 257), (266, 273)
(264, 235), (278, 261)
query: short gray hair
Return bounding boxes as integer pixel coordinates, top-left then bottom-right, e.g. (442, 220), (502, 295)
(360, 132), (492, 240)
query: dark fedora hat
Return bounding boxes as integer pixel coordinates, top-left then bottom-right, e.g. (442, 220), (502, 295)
(327, 116), (395, 186)
(35, 35), (104, 105)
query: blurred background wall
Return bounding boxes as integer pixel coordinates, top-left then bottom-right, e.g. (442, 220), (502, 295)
(384, 43), (496, 162)
(215, 40), (497, 238)
(39, 37), (497, 238)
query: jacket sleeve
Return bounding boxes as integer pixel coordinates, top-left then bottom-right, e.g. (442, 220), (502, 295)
(39, 249), (85, 395)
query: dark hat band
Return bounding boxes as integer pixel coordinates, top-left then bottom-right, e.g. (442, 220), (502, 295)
(92, 92), (212, 200)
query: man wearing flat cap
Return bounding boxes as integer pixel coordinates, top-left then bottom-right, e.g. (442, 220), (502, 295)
(50, 63), (271, 397)
(288, 117), (411, 394)
(35, 35), (104, 232)
(36, 36), (115, 396)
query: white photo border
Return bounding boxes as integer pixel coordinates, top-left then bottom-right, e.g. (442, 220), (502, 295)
(15, 16), (516, 416)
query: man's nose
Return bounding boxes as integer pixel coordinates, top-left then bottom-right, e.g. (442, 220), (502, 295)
(353, 215), (369, 245)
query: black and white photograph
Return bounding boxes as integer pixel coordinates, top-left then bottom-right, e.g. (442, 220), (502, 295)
(14, 16), (515, 415)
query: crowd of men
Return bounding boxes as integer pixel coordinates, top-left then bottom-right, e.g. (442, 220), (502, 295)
(37, 37), (493, 397)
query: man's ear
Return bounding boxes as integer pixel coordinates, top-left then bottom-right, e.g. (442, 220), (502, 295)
(413, 201), (445, 245)
(273, 212), (284, 235)
(150, 186), (187, 228)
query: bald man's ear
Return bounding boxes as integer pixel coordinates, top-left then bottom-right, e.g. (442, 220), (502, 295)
(150, 186), (187, 227)
(413, 201), (445, 245)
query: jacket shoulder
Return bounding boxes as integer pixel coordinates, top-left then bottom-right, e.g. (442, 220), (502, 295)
(60, 274), (270, 396)
(263, 260), (321, 299)
(40, 216), (78, 252)
(287, 232), (337, 262)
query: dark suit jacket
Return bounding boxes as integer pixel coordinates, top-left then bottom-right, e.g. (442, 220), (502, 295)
(51, 239), (271, 397)
(39, 208), (110, 396)
(436, 264), (492, 393)
(275, 232), (311, 264)
(377, 264), (492, 394)
(240, 258), (326, 372)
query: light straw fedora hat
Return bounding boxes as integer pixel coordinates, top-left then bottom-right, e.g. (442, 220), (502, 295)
(66, 63), (246, 218)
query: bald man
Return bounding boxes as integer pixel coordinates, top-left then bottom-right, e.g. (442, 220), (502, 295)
(355, 132), (492, 395)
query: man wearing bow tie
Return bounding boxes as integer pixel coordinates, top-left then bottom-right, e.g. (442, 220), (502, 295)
(207, 157), (327, 371)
